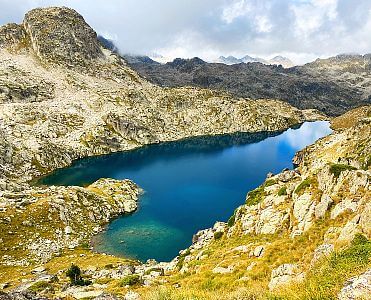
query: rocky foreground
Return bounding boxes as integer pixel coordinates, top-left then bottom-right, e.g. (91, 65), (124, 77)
(0, 6), (369, 300)
(1, 105), (369, 300)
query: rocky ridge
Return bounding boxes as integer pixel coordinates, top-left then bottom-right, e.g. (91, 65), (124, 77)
(125, 55), (371, 116)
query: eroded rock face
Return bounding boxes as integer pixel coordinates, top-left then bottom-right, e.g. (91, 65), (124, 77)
(268, 264), (304, 290)
(0, 65), (55, 104)
(23, 7), (103, 66)
(338, 269), (371, 300)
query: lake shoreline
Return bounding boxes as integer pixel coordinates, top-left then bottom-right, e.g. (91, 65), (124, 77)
(40, 121), (332, 262)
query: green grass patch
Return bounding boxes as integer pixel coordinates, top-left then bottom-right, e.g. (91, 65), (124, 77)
(227, 214), (235, 227)
(295, 178), (313, 194)
(329, 164), (357, 178)
(278, 234), (371, 299)
(214, 231), (223, 240)
(28, 281), (52, 293)
(246, 179), (278, 206)
(246, 186), (266, 206)
(265, 179), (277, 187)
(120, 274), (141, 286)
(277, 186), (287, 196)
(176, 249), (191, 270)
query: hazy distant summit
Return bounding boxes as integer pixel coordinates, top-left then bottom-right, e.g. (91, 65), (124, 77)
(215, 55), (294, 68)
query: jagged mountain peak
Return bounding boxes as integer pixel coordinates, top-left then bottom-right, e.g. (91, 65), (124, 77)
(167, 57), (206, 72)
(23, 6), (104, 66)
(215, 54), (293, 67)
(0, 6), (105, 67)
(268, 55), (294, 68)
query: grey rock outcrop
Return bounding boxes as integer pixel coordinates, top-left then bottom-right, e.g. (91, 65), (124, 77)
(0, 23), (27, 51)
(23, 7), (103, 66)
(268, 263), (304, 290)
(338, 269), (371, 300)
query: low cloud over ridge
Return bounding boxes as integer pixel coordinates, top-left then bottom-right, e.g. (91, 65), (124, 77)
(1, 0), (370, 64)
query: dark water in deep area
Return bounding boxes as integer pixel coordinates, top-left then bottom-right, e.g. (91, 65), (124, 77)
(39, 121), (331, 262)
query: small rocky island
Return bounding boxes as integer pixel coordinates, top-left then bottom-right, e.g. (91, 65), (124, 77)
(0, 6), (370, 300)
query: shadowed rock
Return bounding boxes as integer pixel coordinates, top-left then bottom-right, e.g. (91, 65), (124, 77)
(0, 23), (27, 50)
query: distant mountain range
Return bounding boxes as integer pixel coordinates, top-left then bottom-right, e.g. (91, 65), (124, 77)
(98, 36), (294, 68)
(97, 36), (370, 116)
(122, 54), (371, 116)
(214, 55), (294, 68)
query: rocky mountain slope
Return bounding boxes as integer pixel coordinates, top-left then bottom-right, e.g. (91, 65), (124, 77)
(126, 55), (371, 116)
(0, 6), (369, 300)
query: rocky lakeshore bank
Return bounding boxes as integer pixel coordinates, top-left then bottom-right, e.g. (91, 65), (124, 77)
(0, 6), (369, 300)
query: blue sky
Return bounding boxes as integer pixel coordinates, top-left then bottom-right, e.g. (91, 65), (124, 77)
(1, 0), (371, 64)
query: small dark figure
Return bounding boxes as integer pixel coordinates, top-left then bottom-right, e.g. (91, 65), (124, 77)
(66, 264), (91, 286)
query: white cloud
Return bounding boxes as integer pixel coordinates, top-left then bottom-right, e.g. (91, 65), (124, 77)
(291, 0), (339, 37)
(221, 0), (251, 24)
(0, 0), (370, 64)
(254, 15), (273, 33)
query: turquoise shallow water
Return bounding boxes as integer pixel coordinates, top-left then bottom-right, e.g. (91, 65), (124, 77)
(39, 121), (332, 262)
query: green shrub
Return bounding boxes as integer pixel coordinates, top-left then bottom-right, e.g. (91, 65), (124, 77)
(329, 163), (356, 178)
(214, 231), (223, 240)
(144, 267), (164, 276)
(246, 186), (266, 206)
(120, 274), (141, 286)
(104, 263), (114, 269)
(277, 186), (287, 196)
(295, 178), (313, 194)
(227, 210), (236, 227)
(80, 242), (90, 249)
(227, 214), (235, 227)
(176, 249), (191, 270)
(66, 264), (91, 286)
(265, 179), (277, 187)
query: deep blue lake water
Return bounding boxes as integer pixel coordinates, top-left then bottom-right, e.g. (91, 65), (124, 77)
(39, 121), (331, 262)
